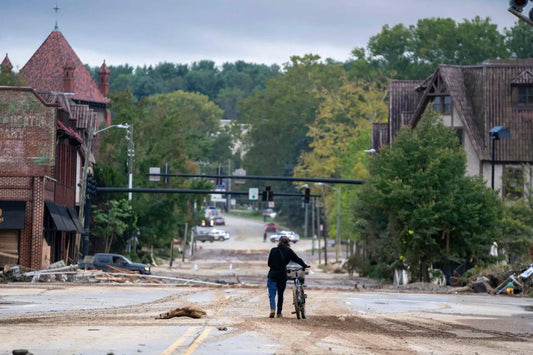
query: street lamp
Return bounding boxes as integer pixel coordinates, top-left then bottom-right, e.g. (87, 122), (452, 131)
(489, 126), (510, 190)
(315, 182), (341, 264)
(78, 123), (134, 257)
(95, 124), (134, 200)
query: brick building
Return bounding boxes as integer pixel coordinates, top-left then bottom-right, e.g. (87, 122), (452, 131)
(0, 27), (110, 269)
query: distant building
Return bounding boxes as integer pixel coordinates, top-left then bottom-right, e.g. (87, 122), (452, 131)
(374, 59), (533, 197)
(0, 27), (110, 270)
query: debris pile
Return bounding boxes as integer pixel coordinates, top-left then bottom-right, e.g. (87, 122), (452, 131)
(1, 261), (229, 286)
(469, 263), (533, 295)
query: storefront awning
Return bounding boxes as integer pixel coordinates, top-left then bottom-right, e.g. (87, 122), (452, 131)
(45, 202), (78, 232)
(67, 207), (84, 233)
(0, 201), (26, 229)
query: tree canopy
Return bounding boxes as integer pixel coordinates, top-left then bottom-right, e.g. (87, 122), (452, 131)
(357, 112), (503, 281)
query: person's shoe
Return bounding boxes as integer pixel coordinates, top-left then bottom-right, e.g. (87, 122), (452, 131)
(276, 313), (282, 318)
(269, 310), (275, 318)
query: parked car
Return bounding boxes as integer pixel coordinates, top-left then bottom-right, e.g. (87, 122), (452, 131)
(81, 253), (151, 275)
(265, 223), (277, 233)
(208, 228), (230, 241)
(194, 227), (229, 242)
(213, 216), (225, 225)
(262, 208), (277, 219)
(270, 230), (300, 243)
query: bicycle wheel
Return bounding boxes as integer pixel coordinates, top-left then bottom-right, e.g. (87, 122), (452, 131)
(292, 287), (301, 319)
(299, 286), (306, 319)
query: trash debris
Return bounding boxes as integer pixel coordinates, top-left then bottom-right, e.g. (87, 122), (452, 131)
(156, 306), (207, 319)
(493, 263), (533, 295)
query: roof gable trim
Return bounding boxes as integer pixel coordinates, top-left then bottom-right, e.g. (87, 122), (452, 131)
(511, 70), (533, 85)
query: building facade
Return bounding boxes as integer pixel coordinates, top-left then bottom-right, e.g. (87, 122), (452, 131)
(374, 59), (533, 197)
(0, 27), (110, 270)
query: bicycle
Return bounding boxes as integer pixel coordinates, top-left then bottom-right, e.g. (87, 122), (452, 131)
(287, 265), (307, 319)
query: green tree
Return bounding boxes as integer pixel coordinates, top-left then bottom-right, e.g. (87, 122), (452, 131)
(359, 111), (502, 281)
(92, 199), (136, 253)
(240, 55), (344, 177)
(132, 90), (224, 248)
(500, 165), (533, 263)
(367, 23), (412, 77)
(292, 76), (388, 246)
(505, 21), (533, 58)
(367, 17), (507, 79)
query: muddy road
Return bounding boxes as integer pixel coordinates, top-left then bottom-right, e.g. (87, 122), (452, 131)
(1, 284), (532, 355)
(1, 214), (532, 354)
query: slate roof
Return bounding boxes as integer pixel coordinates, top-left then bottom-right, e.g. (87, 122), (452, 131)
(389, 60), (533, 163)
(387, 80), (423, 142)
(20, 30), (109, 104)
(38, 91), (99, 149)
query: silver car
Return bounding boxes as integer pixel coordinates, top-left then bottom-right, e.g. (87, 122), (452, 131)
(270, 230), (299, 243)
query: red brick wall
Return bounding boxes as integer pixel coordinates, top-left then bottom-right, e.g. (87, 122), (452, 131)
(0, 88), (56, 176)
(0, 88), (56, 270)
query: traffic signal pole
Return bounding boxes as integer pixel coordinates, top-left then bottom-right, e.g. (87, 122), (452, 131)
(146, 172), (364, 185)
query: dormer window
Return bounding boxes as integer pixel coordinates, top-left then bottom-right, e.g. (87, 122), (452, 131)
(511, 70), (533, 106)
(432, 96), (452, 114)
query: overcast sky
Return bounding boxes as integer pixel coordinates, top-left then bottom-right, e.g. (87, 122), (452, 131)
(1, 0), (521, 70)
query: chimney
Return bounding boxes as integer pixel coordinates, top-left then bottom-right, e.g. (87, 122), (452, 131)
(98, 60), (110, 96)
(63, 61), (75, 93)
(1, 53), (13, 75)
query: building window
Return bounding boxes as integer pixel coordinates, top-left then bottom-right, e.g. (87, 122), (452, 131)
(432, 96), (452, 114)
(454, 128), (463, 146)
(503, 167), (524, 199)
(443, 96), (452, 113)
(518, 86), (533, 104)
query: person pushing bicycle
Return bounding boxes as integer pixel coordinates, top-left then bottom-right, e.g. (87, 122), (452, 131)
(267, 235), (310, 318)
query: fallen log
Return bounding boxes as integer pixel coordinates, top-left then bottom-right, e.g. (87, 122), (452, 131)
(156, 306), (207, 319)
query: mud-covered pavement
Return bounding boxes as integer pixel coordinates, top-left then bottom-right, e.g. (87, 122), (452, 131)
(1, 214), (532, 354)
(0, 283), (532, 355)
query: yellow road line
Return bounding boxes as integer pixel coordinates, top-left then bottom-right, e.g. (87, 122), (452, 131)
(216, 295), (231, 316)
(164, 295), (231, 355)
(183, 326), (213, 355)
(160, 326), (198, 355)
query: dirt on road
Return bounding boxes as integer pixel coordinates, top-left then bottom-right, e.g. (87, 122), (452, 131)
(1, 283), (532, 355)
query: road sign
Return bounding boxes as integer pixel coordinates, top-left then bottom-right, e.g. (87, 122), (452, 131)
(249, 187), (258, 200)
(149, 167), (160, 182)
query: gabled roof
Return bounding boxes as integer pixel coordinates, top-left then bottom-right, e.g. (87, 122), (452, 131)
(20, 30), (109, 104)
(511, 70), (533, 85)
(411, 66), (485, 159)
(405, 60), (533, 163)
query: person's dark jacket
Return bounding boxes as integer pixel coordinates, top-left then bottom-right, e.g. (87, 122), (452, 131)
(268, 246), (307, 281)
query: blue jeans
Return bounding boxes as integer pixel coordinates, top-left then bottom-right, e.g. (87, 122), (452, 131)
(267, 277), (287, 314)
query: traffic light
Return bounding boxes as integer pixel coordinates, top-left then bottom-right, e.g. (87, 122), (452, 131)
(508, 0), (533, 26)
(86, 173), (97, 197)
(216, 167), (223, 185)
(509, 0), (528, 11)
(304, 188), (310, 203)
(263, 186), (272, 201)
